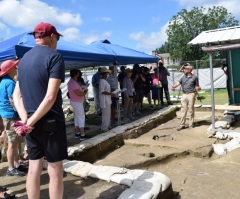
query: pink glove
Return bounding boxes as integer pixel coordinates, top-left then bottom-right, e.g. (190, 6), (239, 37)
(13, 121), (28, 136)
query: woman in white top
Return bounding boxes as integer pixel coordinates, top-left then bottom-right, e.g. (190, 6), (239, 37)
(99, 67), (115, 132)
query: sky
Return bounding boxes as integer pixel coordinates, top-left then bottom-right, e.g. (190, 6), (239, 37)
(0, 0), (240, 55)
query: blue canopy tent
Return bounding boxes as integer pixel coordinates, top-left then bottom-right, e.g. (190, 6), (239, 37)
(88, 39), (158, 65)
(0, 34), (158, 68)
(0, 32), (114, 69)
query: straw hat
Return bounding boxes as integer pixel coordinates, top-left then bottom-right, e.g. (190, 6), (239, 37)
(99, 66), (111, 73)
(0, 60), (19, 77)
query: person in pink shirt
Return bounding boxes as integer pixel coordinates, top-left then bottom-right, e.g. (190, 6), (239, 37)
(151, 68), (162, 106)
(68, 69), (88, 140)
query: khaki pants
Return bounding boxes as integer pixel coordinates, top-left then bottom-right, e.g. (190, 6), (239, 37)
(3, 118), (19, 143)
(180, 93), (196, 127)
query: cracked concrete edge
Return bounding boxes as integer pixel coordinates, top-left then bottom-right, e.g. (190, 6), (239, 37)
(57, 160), (172, 199)
(67, 105), (178, 157)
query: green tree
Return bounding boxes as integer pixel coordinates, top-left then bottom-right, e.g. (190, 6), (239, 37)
(166, 6), (239, 61)
(156, 42), (168, 54)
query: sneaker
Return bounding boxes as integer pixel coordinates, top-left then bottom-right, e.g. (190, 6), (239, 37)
(168, 101), (173, 105)
(16, 165), (28, 173)
(6, 168), (25, 176)
(79, 134), (87, 141)
(0, 186), (7, 192)
(149, 105), (154, 110)
(4, 192), (16, 199)
(177, 126), (185, 131)
(161, 102), (164, 106)
(75, 133), (81, 139)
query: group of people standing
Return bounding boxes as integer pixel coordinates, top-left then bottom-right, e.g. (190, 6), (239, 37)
(90, 61), (175, 130)
(90, 61), (201, 133)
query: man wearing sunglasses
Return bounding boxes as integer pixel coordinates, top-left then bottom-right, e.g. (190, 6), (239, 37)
(13, 22), (67, 199)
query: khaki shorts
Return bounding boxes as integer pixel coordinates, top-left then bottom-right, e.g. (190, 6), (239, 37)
(2, 118), (23, 143)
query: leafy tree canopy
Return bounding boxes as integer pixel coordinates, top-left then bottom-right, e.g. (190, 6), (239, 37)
(165, 6), (239, 61)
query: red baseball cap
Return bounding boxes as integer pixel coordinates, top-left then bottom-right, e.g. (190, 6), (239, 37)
(30, 22), (63, 38)
(159, 60), (164, 65)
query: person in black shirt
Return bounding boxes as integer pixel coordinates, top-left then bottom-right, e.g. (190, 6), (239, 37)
(13, 22), (67, 199)
(131, 64), (145, 115)
(142, 67), (154, 109)
(118, 66), (126, 107)
(158, 60), (172, 105)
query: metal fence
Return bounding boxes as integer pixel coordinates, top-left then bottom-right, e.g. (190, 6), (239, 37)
(181, 59), (224, 70)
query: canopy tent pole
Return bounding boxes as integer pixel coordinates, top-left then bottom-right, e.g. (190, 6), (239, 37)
(209, 52), (216, 131)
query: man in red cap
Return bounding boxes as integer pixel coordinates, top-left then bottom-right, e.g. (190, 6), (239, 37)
(13, 22), (67, 199)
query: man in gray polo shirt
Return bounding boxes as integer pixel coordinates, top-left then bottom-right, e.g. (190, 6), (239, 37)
(172, 65), (201, 131)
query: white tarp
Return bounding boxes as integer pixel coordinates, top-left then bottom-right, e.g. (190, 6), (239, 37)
(167, 67), (226, 90)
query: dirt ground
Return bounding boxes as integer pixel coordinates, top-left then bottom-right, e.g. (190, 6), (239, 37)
(1, 108), (240, 199)
(95, 109), (240, 199)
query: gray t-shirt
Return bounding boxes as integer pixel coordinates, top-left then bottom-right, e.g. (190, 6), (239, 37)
(106, 73), (117, 90)
(179, 74), (199, 93)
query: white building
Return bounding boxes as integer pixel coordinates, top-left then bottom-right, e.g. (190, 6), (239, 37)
(152, 51), (181, 67)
